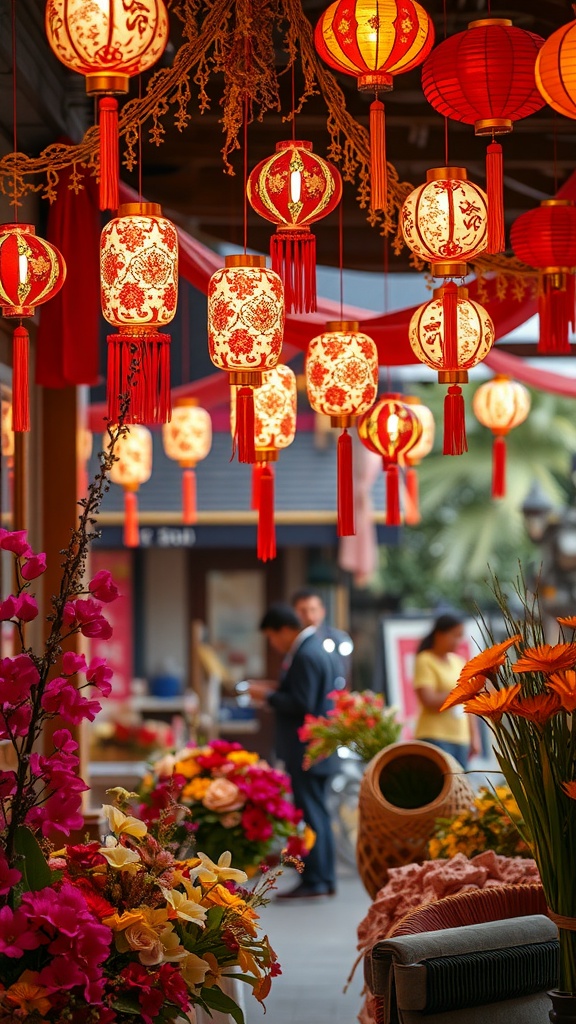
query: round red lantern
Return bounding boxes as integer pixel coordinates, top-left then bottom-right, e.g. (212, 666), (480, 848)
(106, 424), (152, 548)
(472, 376), (530, 499)
(101, 202), (178, 425)
(401, 167), (488, 278)
(315, 0), (434, 211)
(208, 255), (284, 464)
(46, 0), (169, 211)
(0, 222), (66, 432)
(422, 19), (545, 254)
(535, 18), (576, 120)
(360, 394), (422, 526)
(403, 396), (434, 525)
(247, 141), (342, 314)
(162, 399), (212, 524)
(510, 199), (576, 355)
(306, 320), (378, 536)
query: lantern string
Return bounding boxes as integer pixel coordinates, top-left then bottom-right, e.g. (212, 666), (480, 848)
(138, 77), (143, 202)
(291, 61), (296, 142)
(553, 113), (558, 196)
(243, 91), (248, 255)
(442, 0), (449, 166)
(338, 200), (344, 320)
(383, 232), (389, 313)
(11, 0), (17, 220)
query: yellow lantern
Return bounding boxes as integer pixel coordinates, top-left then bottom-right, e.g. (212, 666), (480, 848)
(162, 399), (212, 524)
(472, 376), (530, 499)
(535, 18), (576, 120)
(403, 397), (435, 525)
(106, 425), (152, 548)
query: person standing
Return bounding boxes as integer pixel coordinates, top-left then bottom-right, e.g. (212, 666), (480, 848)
(247, 603), (338, 899)
(291, 587), (353, 690)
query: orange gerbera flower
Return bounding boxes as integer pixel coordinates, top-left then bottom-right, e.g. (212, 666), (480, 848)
(558, 616), (576, 630)
(464, 683), (522, 720)
(5, 971), (51, 1016)
(562, 781), (576, 800)
(440, 675), (487, 711)
(507, 691), (562, 726)
(547, 671), (576, 713)
(512, 643), (576, 675)
(458, 636), (522, 684)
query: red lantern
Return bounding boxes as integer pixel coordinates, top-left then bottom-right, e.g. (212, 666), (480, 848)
(510, 200), (576, 355)
(422, 19), (545, 254)
(46, 0), (169, 211)
(247, 141), (342, 314)
(0, 223), (66, 431)
(403, 397), (434, 525)
(106, 424), (152, 548)
(359, 395), (422, 526)
(162, 399), (212, 524)
(315, 0), (434, 211)
(472, 376), (530, 499)
(535, 17), (576, 120)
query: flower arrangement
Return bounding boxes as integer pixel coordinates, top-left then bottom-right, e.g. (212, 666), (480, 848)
(298, 689), (401, 766)
(139, 740), (314, 872)
(428, 784), (531, 861)
(441, 576), (576, 994)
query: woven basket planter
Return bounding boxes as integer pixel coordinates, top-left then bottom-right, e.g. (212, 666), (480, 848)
(357, 740), (475, 898)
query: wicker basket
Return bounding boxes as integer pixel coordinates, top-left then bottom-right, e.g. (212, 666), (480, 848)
(356, 740), (475, 898)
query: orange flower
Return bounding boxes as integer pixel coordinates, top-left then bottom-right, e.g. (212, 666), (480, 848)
(547, 671), (576, 713)
(5, 971), (51, 1016)
(507, 691), (562, 726)
(458, 636), (522, 684)
(512, 643), (576, 675)
(440, 675), (487, 711)
(464, 683), (522, 720)
(562, 781), (576, 800)
(558, 616), (576, 630)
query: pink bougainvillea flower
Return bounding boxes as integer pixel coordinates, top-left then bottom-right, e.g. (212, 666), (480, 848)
(0, 703), (33, 740)
(20, 552), (47, 580)
(0, 771), (17, 801)
(563, 781), (576, 800)
(0, 530), (31, 557)
(80, 616), (113, 640)
(0, 596), (17, 621)
(458, 636), (522, 684)
(513, 643), (576, 675)
(547, 671), (576, 713)
(86, 657), (113, 696)
(62, 651), (87, 676)
(0, 850), (21, 895)
(73, 598), (103, 623)
(41, 677), (101, 724)
(52, 728), (78, 754)
(506, 691), (563, 726)
(0, 654), (39, 703)
(14, 594), (38, 622)
(89, 569), (119, 603)
(26, 790), (85, 837)
(62, 601), (76, 626)
(464, 683), (522, 721)
(0, 907), (43, 957)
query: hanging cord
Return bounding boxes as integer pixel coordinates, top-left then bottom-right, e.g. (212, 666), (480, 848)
(138, 76), (143, 201)
(11, 0), (18, 219)
(553, 113), (559, 196)
(338, 200), (344, 319)
(291, 61), (296, 142)
(243, 94), (248, 255)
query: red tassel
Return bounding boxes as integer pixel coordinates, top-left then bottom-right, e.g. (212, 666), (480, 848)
(107, 331), (171, 424)
(12, 325), (29, 432)
(270, 231), (316, 314)
(251, 463), (263, 511)
(538, 280), (572, 354)
(405, 466), (420, 526)
(443, 385), (468, 455)
(369, 99), (387, 212)
(257, 464), (276, 562)
(386, 463), (401, 526)
(337, 428), (355, 537)
(486, 141), (505, 255)
(236, 386), (256, 464)
(182, 468), (197, 524)
(492, 435), (507, 499)
(442, 281), (458, 369)
(99, 97), (119, 212)
(124, 490), (139, 548)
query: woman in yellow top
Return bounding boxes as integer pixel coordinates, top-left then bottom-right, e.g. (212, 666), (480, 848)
(413, 614), (480, 767)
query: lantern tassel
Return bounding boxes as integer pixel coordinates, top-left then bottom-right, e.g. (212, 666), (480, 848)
(486, 141), (505, 255)
(405, 466), (420, 526)
(442, 281), (458, 369)
(337, 428), (355, 537)
(182, 468), (197, 524)
(235, 386), (256, 464)
(492, 435), (507, 500)
(251, 462), (263, 511)
(99, 97), (119, 213)
(12, 325), (29, 433)
(123, 490), (140, 548)
(270, 230), (316, 314)
(257, 464), (276, 562)
(369, 98), (387, 212)
(107, 331), (172, 425)
(443, 385), (468, 456)
(386, 463), (401, 526)
(538, 278), (572, 355)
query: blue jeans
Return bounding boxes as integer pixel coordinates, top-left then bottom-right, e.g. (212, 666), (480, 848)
(418, 738), (469, 767)
(288, 768), (336, 893)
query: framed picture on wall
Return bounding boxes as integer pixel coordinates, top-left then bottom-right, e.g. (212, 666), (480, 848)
(207, 570), (265, 683)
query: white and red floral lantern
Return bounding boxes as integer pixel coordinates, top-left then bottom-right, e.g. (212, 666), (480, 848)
(403, 397), (435, 525)
(306, 321), (378, 536)
(472, 375), (530, 498)
(101, 202), (178, 426)
(208, 254), (284, 464)
(162, 399), (212, 524)
(106, 424), (152, 548)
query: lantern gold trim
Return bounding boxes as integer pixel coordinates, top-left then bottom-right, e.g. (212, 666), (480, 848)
(474, 118), (513, 136)
(325, 320), (360, 332)
(357, 72), (393, 93)
(330, 414), (354, 429)
(229, 370), (264, 387)
(438, 370), (469, 384)
(117, 202), (163, 217)
(426, 167), (468, 182)
(224, 254), (267, 269)
(469, 18), (512, 29)
(254, 448), (280, 463)
(431, 261), (468, 278)
(86, 74), (130, 95)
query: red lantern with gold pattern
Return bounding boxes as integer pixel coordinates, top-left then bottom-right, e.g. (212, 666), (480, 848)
(247, 141), (342, 314)
(403, 396), (434, 525)
(361, 394), (422, 526)
(315, 0), (434, 211)
(472, 376), (530, 499)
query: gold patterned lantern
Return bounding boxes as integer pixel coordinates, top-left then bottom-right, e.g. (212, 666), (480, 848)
(306, 321), (379, 536)
(208, 254), (284, 464)
(162, 399), (212, 524)
(101, 202), (178, 426)
(403, 397), (435, 525)
(361, 395), (422, 526)
(106, 425), (152, 548)
(472, 376), (530, 499)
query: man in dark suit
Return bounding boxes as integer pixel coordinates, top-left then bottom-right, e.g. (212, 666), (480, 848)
(291, 587), (353, 690)
(247, 603), (338, 899)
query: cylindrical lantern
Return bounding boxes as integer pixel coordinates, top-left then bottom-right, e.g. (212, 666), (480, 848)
(510, 200), (576, 354)
(361, 395), (422, 526)
(106, 425), (152, 548)
(403, 397), (435, 525)
(101, 202), (178, 425)
(247, 141), (342, 314)
(422, 20), (545, 254)
(306, 321), (378, 536)
(162, 399), (212, 524)
(472, 376), (530, 499)
(208, 254), (284, 465)
(0, 223), (66, 432)
(535, 17), (576, 120)
(400, 167), (488, 278)
(46, 0), (169, 211)
(315, 0), (434, 211)
(409, 286), (495, 455)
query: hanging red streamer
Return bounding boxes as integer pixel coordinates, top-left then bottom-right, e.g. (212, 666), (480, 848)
(257, 464), (276, 562)
(385, 463), (401, 526)
(107, 332), (171, 424)
(538, 278), (572, 354)
(235, 386), (256, 464)
(182, 468), (197, 524)
(99, 97), (119, 212)
(251, 462), (263, 511)
(270, 231), (316, 314)
(337, 428), (355, 536)
(443, 384), (468, 455)
(12, 325), (29, 432)
(404, 466), (420, 525)
(369, 99), (387, 212)
(492, 435), (507, 499)
(486, 141), (505, 255)
(123, 490), (140, 548)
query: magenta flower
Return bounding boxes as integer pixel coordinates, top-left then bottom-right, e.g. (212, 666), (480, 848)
(14, 593), (39, 622)
(53, 728), (78, 754)
(0, 906), (43, 957)
(62, 601), (76, 626)
(0, 530), (31, 557)
(21, 552), (47, 580)
(0, 596), (17, 620)
(0, 850), (21, 895)
(62, 651), (87, 676)
(39, 956), (87, 992)
(0, 654), (39, 703)
(73, 598), (103, 623)
(0, 702), (32, 740)
(89, 569), (119, 603)
(42, 677), (101, 724)
(26, 789), (85, 837)
(80, 616), (113, 640)
(86, 657), (113, 696)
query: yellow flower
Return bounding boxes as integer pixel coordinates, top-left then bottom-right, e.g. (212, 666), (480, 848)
(191, 850), (248, 885)
(103, 910), (145, 932)
(428, 839), (441, 858)
(182, 777), (212, 801)
(102, 804), (148, 838)
(4, 971), (51, 1016)
(175, 759), (202, 780)
(99, 840), (141, 872)
(303, 825), (316, 852)
(201, 883), (247, 911)
(227, 750), (260, 766)
(162, 887), (207, 927)
(181, 953), (211, 988)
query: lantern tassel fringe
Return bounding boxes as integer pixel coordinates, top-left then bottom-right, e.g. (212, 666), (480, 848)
(12, 325), (30, 433)
(386, 463), (401, 527)
(107, 332), (172, 425)
(337, 428), (355, 537)
(270, 231), (316, 314)
(235, 386), (256, 464)
(486, 141), (505, 255)
(99, 97), (120, 213)
(492, 435), (507, 500)
(443, 385), (468, 456)
(251, 462), (263, 511)
(405, 466), (420, 526)
(257, 463), (276, 562)
(369, 98), (387, 213)
(442, 281), (458, 369)
(123, 491), (140, 548)
(182, 468), (197, 524)
(538, 279), (572, 355)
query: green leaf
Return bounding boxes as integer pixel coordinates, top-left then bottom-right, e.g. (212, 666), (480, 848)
(201, 985), (245, 1024)
(14, 826), (52, 891)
